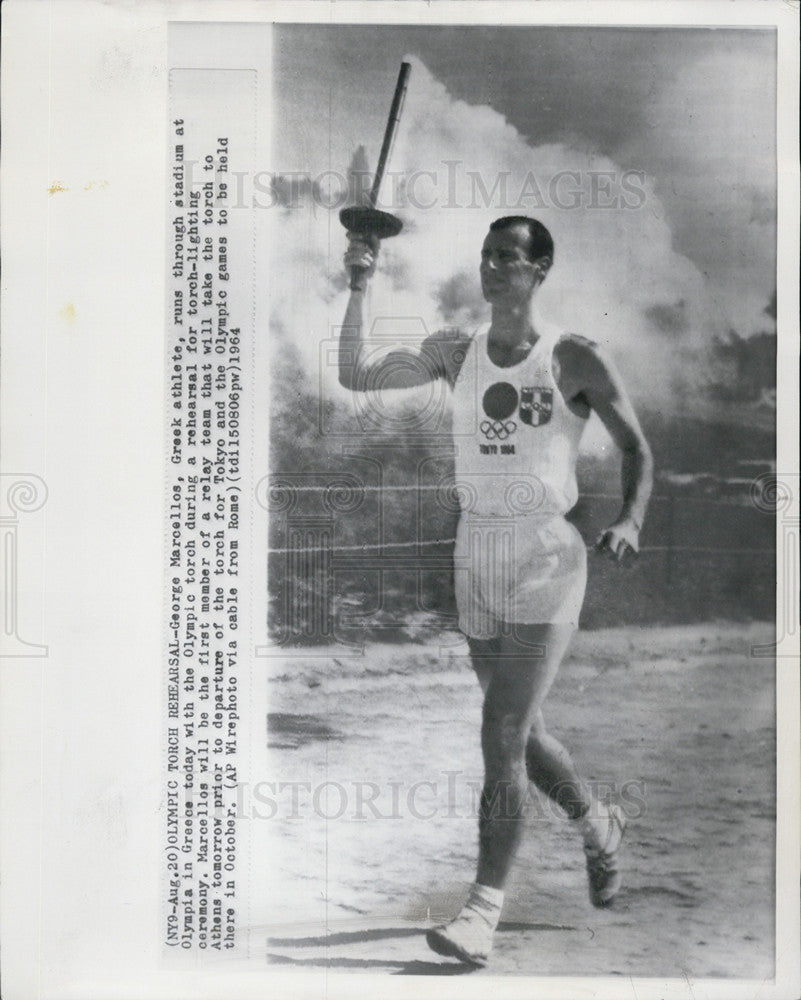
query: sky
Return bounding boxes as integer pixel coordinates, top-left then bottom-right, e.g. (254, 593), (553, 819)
(270, 24), (777, 427)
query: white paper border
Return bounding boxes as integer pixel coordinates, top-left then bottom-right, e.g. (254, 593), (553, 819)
(1, 2), (797, 999)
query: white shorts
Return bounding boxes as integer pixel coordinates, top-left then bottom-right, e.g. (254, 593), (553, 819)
(454, 513), (587, 638)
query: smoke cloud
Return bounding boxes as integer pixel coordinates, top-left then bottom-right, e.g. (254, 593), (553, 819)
(269, 54), (775, 448)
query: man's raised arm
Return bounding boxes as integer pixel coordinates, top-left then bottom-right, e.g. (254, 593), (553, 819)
(338, 234), (453, 392)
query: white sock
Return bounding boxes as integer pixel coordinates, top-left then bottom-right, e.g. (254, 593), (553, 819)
(462, 882), (504, 929)
(574, 800), (611, 851)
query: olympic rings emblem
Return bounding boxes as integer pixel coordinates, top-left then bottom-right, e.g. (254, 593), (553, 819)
(480, 419), (517, 440)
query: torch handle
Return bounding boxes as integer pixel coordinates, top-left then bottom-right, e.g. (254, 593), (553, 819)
(368, 61), (411, 208)
(349, 266), (368, 292)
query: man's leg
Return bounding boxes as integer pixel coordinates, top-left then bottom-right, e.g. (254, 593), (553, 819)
(510, 629), (627, 907)
(474, 624), (576, 887)
(427, 624), (573, 964)
(524, 709), (592, 819)
(472, 628), (627, 910)
(470, 632), (592, 821)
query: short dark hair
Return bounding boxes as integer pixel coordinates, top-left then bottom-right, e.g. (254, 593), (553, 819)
(489, 216), (554, 264)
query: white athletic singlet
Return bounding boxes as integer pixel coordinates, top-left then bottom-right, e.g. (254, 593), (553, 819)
(451, 321), (589, 635)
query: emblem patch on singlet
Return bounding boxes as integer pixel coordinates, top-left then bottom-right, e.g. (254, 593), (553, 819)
(481, 382), (519, 441)
(520, 387), (553, 426)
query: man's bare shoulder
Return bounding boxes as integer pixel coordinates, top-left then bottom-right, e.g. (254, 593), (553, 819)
(553, 332), (606, 387)
(421, 326), (473, 348)
(421, 327), (474, 383)
(554, 332), (633, 410)
(554, 332), (601, 364)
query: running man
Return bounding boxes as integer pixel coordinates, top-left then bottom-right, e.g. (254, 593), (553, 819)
(338, 216), (653, 966)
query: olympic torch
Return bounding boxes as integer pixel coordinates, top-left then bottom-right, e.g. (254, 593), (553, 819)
(340, 61), (411, 291)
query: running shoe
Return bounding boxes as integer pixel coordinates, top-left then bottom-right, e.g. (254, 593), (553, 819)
(583, 802), (627, 907)
(426, 906), (496, 966)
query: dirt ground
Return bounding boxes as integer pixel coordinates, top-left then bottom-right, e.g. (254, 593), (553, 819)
(262, 622), (775, 980)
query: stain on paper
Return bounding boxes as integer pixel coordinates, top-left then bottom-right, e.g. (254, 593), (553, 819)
(58, 303), (76, 325)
